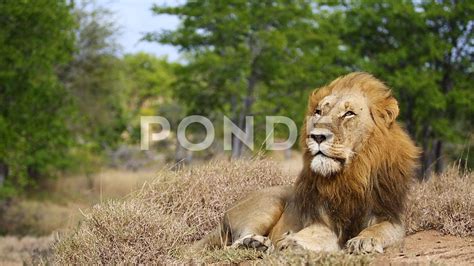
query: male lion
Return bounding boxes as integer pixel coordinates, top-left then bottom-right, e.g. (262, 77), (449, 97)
(194, 72), (420, 254)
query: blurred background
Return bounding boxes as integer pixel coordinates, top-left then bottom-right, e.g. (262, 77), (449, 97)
(0, 0), (472, 262)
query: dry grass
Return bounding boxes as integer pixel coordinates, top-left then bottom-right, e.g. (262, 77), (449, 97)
(54, 158), (293, 264)
(0, 235), (54, 265)
(53, 159), (473, 264)
(0, 200), (80, 236)
(406, 165), (473, 237)
(46, 167), (159, 203)
(0, 167), (159, 237)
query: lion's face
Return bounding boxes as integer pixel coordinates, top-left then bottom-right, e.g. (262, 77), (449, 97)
(306, 91), (375, 176)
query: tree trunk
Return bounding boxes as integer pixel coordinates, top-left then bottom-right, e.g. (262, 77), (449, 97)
(230, 32), (262, 159)
(420, 150), (430, 180)
(231, 134), (243, 158)
(434, 139), (444, 174)
(432, 60), (452, 175)
(420, 125), (433, 179)
(405, 96), (416, 138)
(0, 162), (7, 187)
(232, 67), (258, 159)
(230, 95), (241, 158)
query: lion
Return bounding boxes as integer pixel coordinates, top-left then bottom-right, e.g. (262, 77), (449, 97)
(194, 72), (420, 254)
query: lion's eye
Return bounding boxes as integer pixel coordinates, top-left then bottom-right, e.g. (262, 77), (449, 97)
(315, 109), (322, 116)
(343, 111), (356, 117)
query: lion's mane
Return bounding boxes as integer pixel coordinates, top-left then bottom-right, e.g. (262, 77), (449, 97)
(295, 73), (420, 245)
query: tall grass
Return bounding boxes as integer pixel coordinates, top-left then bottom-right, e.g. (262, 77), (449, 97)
(406, 165), (473, 236)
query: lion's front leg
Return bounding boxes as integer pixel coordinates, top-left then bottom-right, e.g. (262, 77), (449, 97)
(346, 220), (404, 254)
(223, 186), (291, 253)
(276, 223), (340, 252)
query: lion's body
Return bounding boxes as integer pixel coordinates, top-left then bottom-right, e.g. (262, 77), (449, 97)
(195, 72), (420, 254)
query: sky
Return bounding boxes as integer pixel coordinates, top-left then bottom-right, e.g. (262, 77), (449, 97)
(100, 0), (181, 61)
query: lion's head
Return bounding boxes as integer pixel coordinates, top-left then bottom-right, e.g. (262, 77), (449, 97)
(305, 91), (374, 176)
(303, 72), (403, 177)
(298, 72), (419, 210)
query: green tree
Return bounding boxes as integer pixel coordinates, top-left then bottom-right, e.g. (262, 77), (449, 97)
(60, 3), (180, 172)
(147, 0), (348, 157)
(122, 53), (183, 163)
(60, 1), (128, 155)
(341, 0), (474, 175)
(122, 52), (177, 142)
(0, 0), (76, 197)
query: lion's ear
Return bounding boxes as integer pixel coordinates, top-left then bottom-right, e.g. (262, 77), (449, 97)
(309, 87), (330, 107)
(380, 96), (399, 126)
(371, 96), (399, 127)
(307, 88), (321, 112)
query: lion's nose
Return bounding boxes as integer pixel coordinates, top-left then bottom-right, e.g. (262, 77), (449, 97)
(311, 134), (326, 144)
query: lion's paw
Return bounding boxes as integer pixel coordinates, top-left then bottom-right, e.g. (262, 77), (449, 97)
(346, 236), (383, 254)
(277, 233), (306, 251)
(231, 234), (274, 253)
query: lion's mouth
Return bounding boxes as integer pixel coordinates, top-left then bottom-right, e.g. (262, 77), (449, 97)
(315, 151), (345, 164)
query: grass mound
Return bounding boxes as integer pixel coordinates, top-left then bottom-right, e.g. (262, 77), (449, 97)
(54, 159), (292, 264)
(53, 159), (473, 264)
(406, 166), (473, 237)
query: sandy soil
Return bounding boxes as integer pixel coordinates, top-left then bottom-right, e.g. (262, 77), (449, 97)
(0, 230), (472, 265)
(375, 230), (474, 265)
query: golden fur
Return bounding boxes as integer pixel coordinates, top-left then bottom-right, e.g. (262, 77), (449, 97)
(194, 72), (420, 254)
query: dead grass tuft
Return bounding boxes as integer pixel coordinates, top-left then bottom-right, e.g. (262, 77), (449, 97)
(405, 166), (473, 237)
(53, 159), (472, 264)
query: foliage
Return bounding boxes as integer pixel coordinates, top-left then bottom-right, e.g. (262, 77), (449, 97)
(61, 3), (179, 172)
(340, 0), (474, 174)
(0, 1), (180, 198)
(147, 0), (473, 172)
(0, 0), (76, 198)
(146, 1), (350, 157)
(0, 0), (472, 199)
(122, 52), (177, 142)
(59, 1), (128, 167)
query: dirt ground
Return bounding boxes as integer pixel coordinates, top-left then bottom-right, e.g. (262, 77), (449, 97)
(0, 230), (472, 265)
(375, 230), (474, 265)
